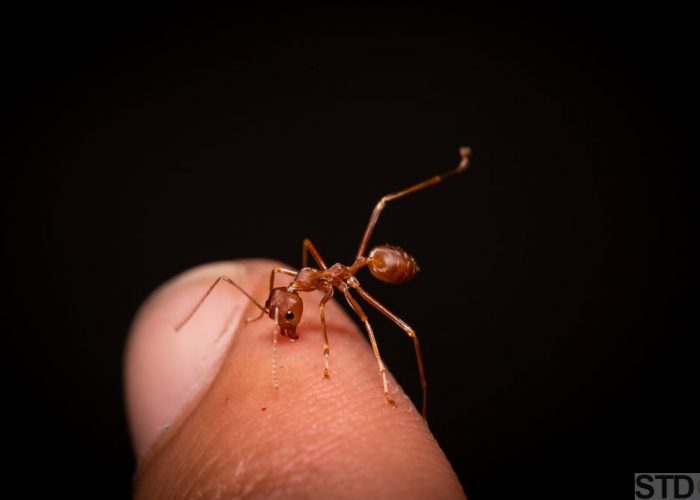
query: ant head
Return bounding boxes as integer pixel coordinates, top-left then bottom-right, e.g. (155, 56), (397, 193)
(266, 287), (303, 339)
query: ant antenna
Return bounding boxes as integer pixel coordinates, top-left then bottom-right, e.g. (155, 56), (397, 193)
(272, 307), (279, 390)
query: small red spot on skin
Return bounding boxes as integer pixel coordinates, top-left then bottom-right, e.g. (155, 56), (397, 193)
(261, 406), (267, 411)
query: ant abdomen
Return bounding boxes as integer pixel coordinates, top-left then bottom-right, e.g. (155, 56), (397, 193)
(367, 245), (419, 284)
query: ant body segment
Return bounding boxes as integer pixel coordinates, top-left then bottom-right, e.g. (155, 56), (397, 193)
(176, 147), (471, 418)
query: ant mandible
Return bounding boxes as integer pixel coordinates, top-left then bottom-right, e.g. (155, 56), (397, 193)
(175, 147), (471, 418)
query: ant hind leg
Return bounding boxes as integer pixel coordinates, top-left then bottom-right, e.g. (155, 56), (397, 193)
(352, 285), (427, 419)
(341, 288), (397, 409)
(355, 147), (471, 259)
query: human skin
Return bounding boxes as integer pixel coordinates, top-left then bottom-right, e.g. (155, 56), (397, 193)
(125, 259), (466, 499)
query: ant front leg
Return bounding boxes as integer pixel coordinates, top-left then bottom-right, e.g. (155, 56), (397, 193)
(175, 276), (267, 331)
(340, 287), (397, 409)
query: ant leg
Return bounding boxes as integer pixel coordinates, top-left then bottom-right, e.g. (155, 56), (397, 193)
(340, 288), (397, 409)
(245, 309), (266, 323)
(175, 276), (267, 332)
(319, 288), (334, 379)
(352, 285), (427, 418)
(302, 238), (328, 269)
(246, 267), (297, 323)
(355, 147), (471, 260)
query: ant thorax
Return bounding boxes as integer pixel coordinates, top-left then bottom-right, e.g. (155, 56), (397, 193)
(287, 267), (324, 291)
(290, 264), (354, 292)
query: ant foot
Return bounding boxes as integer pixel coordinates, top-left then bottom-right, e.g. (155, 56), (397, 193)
(323, 368), (330, 379)
(384, 394), (397, 408)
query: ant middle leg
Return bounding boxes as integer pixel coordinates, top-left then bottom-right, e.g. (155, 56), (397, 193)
(355, 147), (471, 260)
(352, 285), (427, 418)
(341, 288), (397, 409)
(319, 288), (334, 379)
(302, 238), (328, 270)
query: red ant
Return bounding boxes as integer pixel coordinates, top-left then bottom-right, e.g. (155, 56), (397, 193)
(176, 147), (471, 418)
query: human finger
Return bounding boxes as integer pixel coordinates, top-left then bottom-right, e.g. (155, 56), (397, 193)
(125, 259), (466, 499)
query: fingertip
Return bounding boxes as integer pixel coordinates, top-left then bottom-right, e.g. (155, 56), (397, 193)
(128, 259), (466, 498)
(124, 260), (266, 460)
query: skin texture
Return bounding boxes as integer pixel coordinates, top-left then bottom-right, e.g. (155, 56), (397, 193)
(125, 260), (466, 499)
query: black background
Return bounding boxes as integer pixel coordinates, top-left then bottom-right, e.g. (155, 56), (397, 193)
(3, 3), (698, 499)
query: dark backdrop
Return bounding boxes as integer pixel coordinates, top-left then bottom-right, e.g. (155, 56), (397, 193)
(3, 4), (698, 498)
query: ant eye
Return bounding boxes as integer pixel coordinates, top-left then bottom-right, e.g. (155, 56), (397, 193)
(285, 311), (294, 321)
